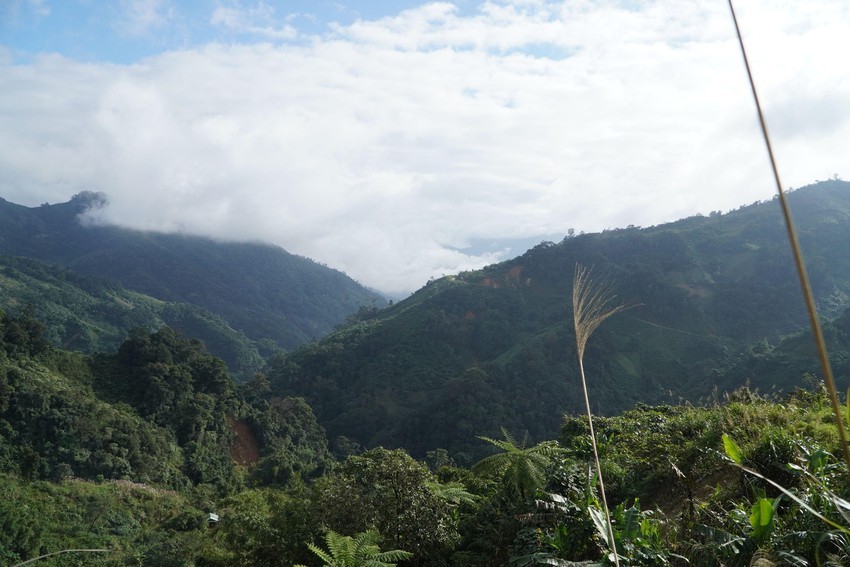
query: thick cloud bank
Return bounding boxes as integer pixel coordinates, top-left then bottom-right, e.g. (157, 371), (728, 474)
(1, 1), (849, 295)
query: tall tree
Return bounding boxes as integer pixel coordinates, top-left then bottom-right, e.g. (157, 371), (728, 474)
(312, 448), (459, 562)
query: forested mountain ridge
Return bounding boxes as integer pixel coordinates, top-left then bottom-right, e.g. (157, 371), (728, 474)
(0, 254), (268, 376)
(0, 192), (385, 352)
(269, 180), (850, 461)
(6, 184), (850, 564)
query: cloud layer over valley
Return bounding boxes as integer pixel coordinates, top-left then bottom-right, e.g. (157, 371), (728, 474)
(2, 0), (849, 295)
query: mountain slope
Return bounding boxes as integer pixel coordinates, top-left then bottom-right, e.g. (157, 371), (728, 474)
(0, 192), (385, 351)
(0, 310), (331, 493)
(0, 254), (267, 375)
(269, 180), (850, 460)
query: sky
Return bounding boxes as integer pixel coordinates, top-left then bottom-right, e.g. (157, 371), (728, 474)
(1, 1), (848, 297)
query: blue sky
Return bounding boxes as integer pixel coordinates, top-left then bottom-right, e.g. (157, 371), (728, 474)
(2, 1), (477, 63)
(1, 1), (849, 295)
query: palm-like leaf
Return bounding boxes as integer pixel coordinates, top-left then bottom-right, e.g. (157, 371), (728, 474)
(305, 542), (338, 566)
(428, 481), (479, 506)
(303, 529), (413, 567)
(473, 429), (563, 499)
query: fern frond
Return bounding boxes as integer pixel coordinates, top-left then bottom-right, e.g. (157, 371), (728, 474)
(306, 541), (336, 566)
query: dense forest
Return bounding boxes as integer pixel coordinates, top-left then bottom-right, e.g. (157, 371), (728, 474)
(0, 254), (270, 377)
(270, 180), (850, 459)
(4, 180), (850, 564)
(3, 308), (850, 565)
(0, 192), (385, 358)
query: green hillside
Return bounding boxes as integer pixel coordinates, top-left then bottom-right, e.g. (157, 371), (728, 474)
(5, 307), (850, 565)
(8, 182), (850, 564)
(4, 311), (850, 564)
(269, 180), (850, 460)
(0, 309), (332, 563)
(0, 192), (385, 351)
(0, 254), (270, 377)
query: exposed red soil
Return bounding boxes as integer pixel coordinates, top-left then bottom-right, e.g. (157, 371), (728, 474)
(227, 416), (260, 466)
(478, 265), (527, 289)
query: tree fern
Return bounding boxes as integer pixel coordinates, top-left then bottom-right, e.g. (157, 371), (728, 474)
(297, 529), (413, 567)
(473, 427), (563, 500)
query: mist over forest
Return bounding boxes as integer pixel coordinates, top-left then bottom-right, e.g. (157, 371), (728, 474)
(2, 180), (850, 564)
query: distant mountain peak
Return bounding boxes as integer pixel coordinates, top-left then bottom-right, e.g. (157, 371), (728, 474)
(69, 190), (108, 213)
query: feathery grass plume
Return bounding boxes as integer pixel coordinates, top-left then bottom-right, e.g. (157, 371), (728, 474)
(572, 264), (629, 566)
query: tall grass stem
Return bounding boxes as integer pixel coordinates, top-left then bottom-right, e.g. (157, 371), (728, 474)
(13, 549), (112, 566)
(573, 264), (628, 565)
(727, 0), (850, 477)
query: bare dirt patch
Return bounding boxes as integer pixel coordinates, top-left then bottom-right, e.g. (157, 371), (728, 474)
(228, 416), (260, 466)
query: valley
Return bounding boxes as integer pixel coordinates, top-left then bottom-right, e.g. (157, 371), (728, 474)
(2, 181), (850, 564)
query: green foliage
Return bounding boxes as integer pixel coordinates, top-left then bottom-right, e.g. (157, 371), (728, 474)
(0, 339), (188, 485)
(473, 428), (564, 500)
(312, 447), (460, 563)
(722, 433), (743, 464)
(0, 255), (265, 377)
(0, 306), (49, 359)
(6, 367), (850, 565)
(10, 182), (850, 565)
(90, 326), (251, 494)
(203, 482), (320, 566)
(247, 396), (334, 486)
(589, 500), (673, 566)
(299, 529), (413, 567)
(0, 194), (385, 356)
(0, 310), (335, 564)
(0, 473), (196, 564)
(508, 491), (600, 565)
(269, 180), (850, 460)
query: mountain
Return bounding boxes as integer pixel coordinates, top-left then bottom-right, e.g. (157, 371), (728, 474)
(0, 254), (269, 376)
(0, 192), (385, 355)
(268, 180), (850, 461)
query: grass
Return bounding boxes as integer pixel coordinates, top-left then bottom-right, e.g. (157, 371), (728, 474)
(572, 263), (631, 565)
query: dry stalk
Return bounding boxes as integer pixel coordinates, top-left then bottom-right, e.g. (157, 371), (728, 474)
(727, 0), (850, 478)
(572, 263), (629, 566)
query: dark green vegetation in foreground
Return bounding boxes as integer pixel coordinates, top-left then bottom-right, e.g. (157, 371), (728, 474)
(270, 180), (850, 458)
(5, 308), (850, 565)
(0, 191), (385, 355)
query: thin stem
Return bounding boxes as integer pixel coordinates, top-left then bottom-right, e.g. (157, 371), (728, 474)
(13, 549), (112, 566)
(579, 357), (619, 564)
(727, 0), (850, 478)
(572, 264), (625, 565)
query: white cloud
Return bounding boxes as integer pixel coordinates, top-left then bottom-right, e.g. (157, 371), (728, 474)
(1, 0), (50, 24)
(117, 0), (172, 37)
(1, 1), (849, 295)
(211, 2), (299, 40)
